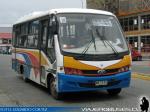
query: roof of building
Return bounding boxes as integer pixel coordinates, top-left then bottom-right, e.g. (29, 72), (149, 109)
(14, 8), (114, 25)
(0, 33), (12, 39)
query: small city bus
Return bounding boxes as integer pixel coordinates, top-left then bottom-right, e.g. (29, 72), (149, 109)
(12, 9), (132, 99)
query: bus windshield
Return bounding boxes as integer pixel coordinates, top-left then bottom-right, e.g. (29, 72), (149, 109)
(58, 14), (128, 55)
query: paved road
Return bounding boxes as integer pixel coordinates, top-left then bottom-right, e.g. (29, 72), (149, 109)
(0, 55), (150, 111)
(132, 60), (150, 75)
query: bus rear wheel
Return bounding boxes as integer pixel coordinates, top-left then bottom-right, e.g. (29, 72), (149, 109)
(50, 77), (63, 100)
(23, 75), (29, 82)
(107, 88), (121, 96)
(20, 65), (29, 82)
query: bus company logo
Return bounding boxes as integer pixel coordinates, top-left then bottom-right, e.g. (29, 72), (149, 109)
(97, 69), (106, 75)
(100, 64), (103, 67)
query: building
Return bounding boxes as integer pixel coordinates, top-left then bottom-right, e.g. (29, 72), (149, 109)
(117, 0), (150, 58)
(0, 26), (12, 53)
(87, 0), (150, 58)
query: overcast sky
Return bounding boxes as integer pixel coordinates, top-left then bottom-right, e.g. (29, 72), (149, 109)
(0, 0), (85, 26)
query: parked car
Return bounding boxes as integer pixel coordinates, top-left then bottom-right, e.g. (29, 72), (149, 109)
(131, 49), (142, 61)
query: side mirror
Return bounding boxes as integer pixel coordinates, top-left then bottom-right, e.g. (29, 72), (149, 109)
(50, 15), (58, 34)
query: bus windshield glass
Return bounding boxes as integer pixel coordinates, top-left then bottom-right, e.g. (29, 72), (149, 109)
(57, 14), (128, 55)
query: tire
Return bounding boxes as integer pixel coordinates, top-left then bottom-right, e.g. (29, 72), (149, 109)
(23, 75), (29, 82)
(21, 66), (29, 82)
(107, 88), (121, 96)
(50, 77), (63, 100)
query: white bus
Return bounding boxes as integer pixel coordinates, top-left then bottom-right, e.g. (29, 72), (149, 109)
(12, 8), (132, 99)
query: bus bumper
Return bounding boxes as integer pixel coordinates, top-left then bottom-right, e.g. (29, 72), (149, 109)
(57, 71), (131, 93)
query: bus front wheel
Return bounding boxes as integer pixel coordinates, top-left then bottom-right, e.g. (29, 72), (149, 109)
(23, 75), (29, 82)
(50, 77), (63, 100)
(107, 88), (121, 96)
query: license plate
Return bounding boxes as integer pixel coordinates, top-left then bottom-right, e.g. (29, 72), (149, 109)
(95, 81), (108, 86)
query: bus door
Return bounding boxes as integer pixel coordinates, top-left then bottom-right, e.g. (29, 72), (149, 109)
(40, 19), (49, 84)
(40, 18), (56, 84)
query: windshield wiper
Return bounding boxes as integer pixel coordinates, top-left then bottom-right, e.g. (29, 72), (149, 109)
(96, 28), (119, 56)
(105, 40), (119, 56)
(82, 30), (96, 55)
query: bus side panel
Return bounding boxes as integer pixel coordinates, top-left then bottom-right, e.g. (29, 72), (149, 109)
(15, 49), (40, 83)
(14, 48), (51, 85)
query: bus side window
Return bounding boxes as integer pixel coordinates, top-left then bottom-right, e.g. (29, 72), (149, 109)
(28, 35), (38, 47)
(47, 36), (56, 63)
(41, 26), (47, 48)
(40, 19), (56, 63)
(41, 20), (48, 53)
(47, 19), (56, 63)
(19, 35), (27, 47)
(28, 21), (39, 48)
(15, 26), (21, 47)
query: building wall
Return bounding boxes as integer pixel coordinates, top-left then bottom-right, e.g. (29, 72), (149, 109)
(118, 1), (150, 58)
(0, 27), (12, 54)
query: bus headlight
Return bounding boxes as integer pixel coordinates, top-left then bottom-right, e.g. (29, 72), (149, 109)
(118, 66), (130, 73)
(64, 67), (83, 75)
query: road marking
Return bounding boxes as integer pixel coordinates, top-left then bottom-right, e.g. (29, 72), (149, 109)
(132, 73), (150, 81)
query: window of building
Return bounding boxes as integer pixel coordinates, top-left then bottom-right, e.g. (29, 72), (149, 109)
(133, 17), (138, 30)
(141, 14), (150, 29)
(126, 36), (138, 50)
(119, 16), (138, 31)
(9, 39), (11, 44)
(124, 18), (128, 31)
(141, 36), (150, 53)
(129, 17), (133, 30)
(2, 39), (8, 44)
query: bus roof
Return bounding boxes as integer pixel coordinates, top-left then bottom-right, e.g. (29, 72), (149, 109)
(14, 8), (115, 25)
